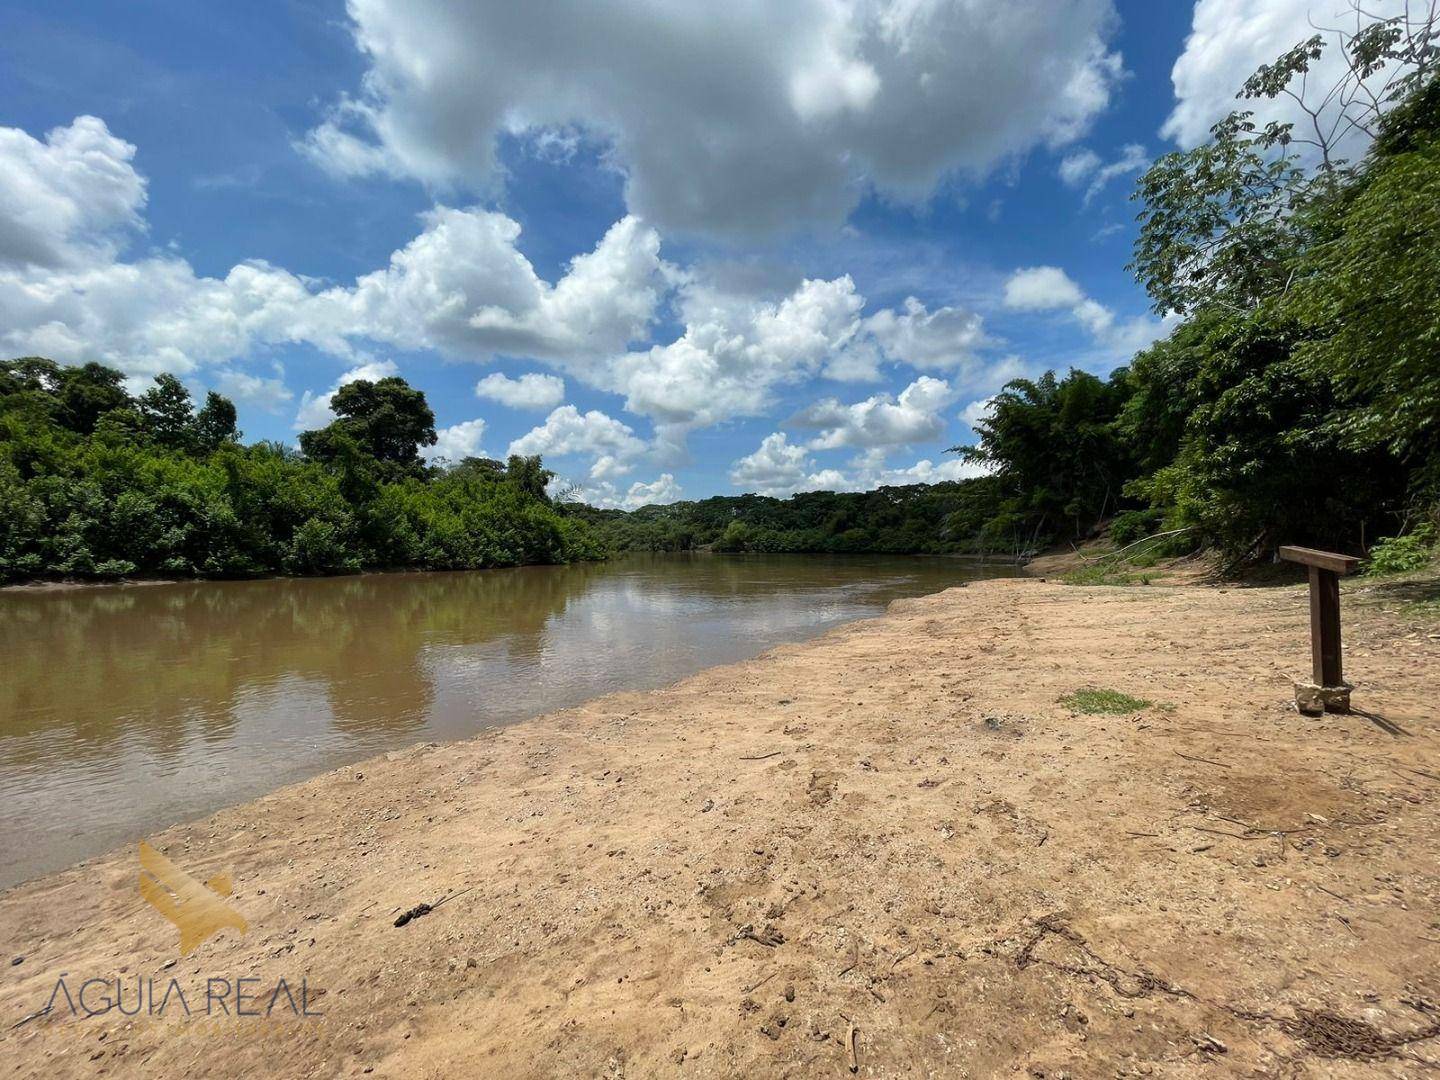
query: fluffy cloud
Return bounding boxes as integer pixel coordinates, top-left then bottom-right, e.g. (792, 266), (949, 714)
(1003, 266), (1169, 357)
(212, 365), (294, 412)
(0, 116), (147, 270)
(474, 371), (565, 410)
(1003, 266), (1086, 311)
(1164, 0), (1411, 155)
(792, 376), (957, 450)
(567, 472), (684, 510)
(304, 0), (1124, 235)
(423, 418), (488, 462)
(507, 405), (648, 480)
(858, 297), (988, 375)
(334, 210), (668, 362)
(621, 473), (682, 508)
(1057, 143), (1147, 203)
(728, 433), (816, 497)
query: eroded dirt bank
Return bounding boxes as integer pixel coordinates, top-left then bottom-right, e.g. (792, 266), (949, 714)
(2, 578), (1438, 1077)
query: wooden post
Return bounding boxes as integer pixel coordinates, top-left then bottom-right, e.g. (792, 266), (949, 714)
(1279, 545), (1360, 713)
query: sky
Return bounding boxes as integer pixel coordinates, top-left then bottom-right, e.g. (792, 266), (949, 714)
(0, 0), (1397, 506)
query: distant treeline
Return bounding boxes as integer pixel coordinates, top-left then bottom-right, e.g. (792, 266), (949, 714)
(0, 358), (601, 582)
(566, 484), (1008, 556)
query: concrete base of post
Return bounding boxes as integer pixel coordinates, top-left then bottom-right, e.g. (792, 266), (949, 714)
(1295, 681), (1353, 716)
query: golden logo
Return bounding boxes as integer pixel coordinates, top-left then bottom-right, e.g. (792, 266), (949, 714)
(137, 842), (249, 956)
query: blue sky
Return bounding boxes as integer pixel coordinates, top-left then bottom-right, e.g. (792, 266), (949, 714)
(0, 1), (1358, 505)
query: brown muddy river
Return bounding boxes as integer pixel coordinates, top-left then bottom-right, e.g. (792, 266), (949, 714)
(0, 553), (1016, 889)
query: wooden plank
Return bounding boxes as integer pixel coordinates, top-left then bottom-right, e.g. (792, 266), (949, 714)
(1279, 545), (1361, 576)
(1308, 565), (1344, 685)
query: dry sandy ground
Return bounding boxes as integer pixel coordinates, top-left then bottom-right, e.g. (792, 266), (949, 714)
(2, 578), (1439, 1078)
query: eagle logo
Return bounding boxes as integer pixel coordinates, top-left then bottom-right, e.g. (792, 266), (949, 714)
(137, 842), (249, 956)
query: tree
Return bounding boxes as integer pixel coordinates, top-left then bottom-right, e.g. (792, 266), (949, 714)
(1131, 2), (1439, 317)
(138, 374), (198, 450)
(953, 369), (1135, 547)
(504, 454), (553, 501)
(299, 376), (436, 475)
(1286, 86), (1440, 465)
(56, 362), (132, 434)
(195, 392), (240, 451)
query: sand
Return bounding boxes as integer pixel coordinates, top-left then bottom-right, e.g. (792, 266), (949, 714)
(2, 577), (1439, 1077)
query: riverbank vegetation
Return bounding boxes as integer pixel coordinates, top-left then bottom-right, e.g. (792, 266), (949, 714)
(0, 360), (601, 582)
(954, 18), (1440, 571)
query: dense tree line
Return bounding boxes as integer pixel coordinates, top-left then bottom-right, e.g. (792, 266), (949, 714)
(568, 485), (1001, 556)
(0, 359), (601, 582)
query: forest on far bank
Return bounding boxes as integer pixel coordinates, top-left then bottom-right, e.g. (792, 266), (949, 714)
(0, 360), (602, 582)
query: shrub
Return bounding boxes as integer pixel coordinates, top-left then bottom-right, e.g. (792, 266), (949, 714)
(1364, 524), (1437, 577)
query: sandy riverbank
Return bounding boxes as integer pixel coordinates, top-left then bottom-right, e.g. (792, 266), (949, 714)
(2, 577), (1438, 1077)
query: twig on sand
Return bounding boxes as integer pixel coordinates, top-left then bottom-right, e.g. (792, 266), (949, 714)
(1398, 765), (1440, 783)
(394, 886), (473, 928)
(11, 1006), (51, 1029)
(739, 751), (783, 761)
(742, 971), (776, 994)
(1175, 751), (1233, 769)
(846, 1022), (860, 1073)
(1315, 884), (1351, 904)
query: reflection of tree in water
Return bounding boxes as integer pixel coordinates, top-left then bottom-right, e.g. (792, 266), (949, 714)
(0, 563), (605, 764)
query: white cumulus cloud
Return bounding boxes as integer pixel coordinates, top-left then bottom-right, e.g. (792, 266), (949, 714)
(506, 405), (648, 480)
(792, 376), (958, 450)
(1003, 266), (1170, 358)
(303, 0), (1125, 236)
(474, 371), (565, 410)
(0, 115), (147, 270)
(423, 418), (488, 462)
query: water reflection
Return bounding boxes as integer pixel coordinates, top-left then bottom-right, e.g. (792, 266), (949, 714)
(0, 553), (1014, 888)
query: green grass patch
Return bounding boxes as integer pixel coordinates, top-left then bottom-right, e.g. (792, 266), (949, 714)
(1059, 563), (1155, 586)
(1059, 687), (1153, 714)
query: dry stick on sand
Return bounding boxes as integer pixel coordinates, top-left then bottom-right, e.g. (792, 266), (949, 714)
(394, 886), (474, 928)
(1175, 751), (1233, 769)
(739, 751), (783, 761)
(846, 1023), (860, 1074)
(742, 971), (777, 994)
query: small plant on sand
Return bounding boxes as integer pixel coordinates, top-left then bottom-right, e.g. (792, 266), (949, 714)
(1060, 563), (1154, 587)
(1059, 687), (1152, 714)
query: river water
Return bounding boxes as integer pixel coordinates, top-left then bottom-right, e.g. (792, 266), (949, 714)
(0, 553), (1015, 888)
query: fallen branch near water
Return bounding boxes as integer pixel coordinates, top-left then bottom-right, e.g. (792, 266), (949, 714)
(394, 887), (473, 928)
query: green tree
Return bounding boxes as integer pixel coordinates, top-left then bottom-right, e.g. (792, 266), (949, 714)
(56, 363), (132, 435)
(138, 374), (198, 450)
(195, 392), (240, 451)
(299, 376), (437, 476)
